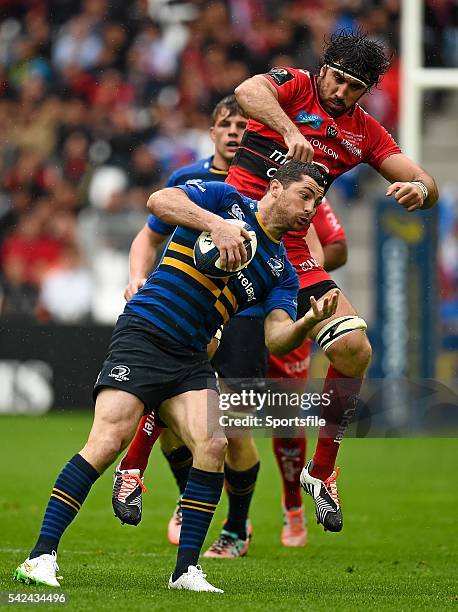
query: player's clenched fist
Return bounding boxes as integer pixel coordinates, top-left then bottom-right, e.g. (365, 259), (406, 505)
(124, 278), (147, 301)
(386, 181), (426, 212)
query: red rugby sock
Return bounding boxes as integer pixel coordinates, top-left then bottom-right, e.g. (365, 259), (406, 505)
(120, 414), (162, 475)
(273, 432), (306, 509)
(311, 365), (362, 481)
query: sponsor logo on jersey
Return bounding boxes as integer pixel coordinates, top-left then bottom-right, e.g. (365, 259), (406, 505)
(340, 129), (363, 142)
(284, 356), (311, 375)
(269, 149), (288, 164)
(266, 68), (294, 86)
(341, 138), (362, 158)
(266, 149), (288, 178)
(236, 270), (256, 301)
(297, 257), (320, 272)
(185, 179), (206, 191)
(109, 365), (130, 382)
(295, 111), (324, 129)
(229, 203), (245, 221)
(308, 138), (338, 160)
(326, 125), (338, 138)
(324, 208), (342, 232)
(267, 257), (285, 277)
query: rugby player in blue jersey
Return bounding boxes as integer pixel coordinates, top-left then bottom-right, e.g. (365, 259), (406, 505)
(15, 161), (339, 593)
(112, 96), (343, 554)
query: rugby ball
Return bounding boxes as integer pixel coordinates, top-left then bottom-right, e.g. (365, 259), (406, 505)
(193, 219), (257, 278)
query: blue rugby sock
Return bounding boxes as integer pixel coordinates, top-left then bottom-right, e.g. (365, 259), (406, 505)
(173, 467), (224, 580)
(29, 454), (99, 559)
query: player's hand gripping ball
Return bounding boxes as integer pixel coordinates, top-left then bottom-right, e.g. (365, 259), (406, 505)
(194, 219), (257, 278)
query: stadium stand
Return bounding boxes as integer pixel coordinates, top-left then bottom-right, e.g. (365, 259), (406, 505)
(0, 0), (457, 325)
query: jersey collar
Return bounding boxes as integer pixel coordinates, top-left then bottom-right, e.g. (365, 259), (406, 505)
(255, 211), (280, 244)
(209, 156), (228, 175)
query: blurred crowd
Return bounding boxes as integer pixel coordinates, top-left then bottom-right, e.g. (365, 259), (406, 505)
(0, 0), (457, 323)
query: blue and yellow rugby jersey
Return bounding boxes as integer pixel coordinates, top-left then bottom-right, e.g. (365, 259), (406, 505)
(126, 181), (299, 351)
(147, 156), (227, 236)
(147, 158), (264, 318)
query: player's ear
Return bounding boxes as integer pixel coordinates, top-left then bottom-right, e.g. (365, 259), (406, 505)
(270, 178), (282, 197)
(319, 65), (327, 78)
(209, 126), (216, 143)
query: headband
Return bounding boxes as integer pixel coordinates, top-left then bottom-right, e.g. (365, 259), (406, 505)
(325, 62), (371, 87)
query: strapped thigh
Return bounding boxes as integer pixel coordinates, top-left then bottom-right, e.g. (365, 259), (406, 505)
(315, 316), (367, 352)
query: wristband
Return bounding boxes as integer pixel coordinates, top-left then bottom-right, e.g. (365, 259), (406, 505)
(410, 181), (428, 202)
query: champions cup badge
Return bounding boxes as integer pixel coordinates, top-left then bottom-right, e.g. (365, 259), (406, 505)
(109, 365), (130, 381)
(267, 257), (284, 277)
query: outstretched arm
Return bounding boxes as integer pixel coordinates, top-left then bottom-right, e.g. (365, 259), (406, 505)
(235, 75), (314, 162)
(264, 290), (340, 355)
(380, 153), (439, 211)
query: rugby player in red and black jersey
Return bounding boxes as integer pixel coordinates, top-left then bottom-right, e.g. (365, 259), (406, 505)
(225, 30), (438, 537)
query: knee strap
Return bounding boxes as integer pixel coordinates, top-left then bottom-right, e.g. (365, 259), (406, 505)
(315, 316), (367, 352)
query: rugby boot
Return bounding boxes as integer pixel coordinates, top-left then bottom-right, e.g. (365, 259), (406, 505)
(168, 565), (223, 593)
(300, 460), (343, 532)
(112, 465), (146, 526)
(204, 521), (252, 558)
(281, 505), (308, 547)
(14, 551), (61, 587)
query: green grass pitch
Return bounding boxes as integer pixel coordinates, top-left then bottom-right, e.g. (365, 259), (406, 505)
(0, 412), (457, 611)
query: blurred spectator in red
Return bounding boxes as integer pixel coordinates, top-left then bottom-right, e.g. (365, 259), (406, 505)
(59, 132), (91, 185)
(0, 199), (62, 291)
(3, 150), (50, 197)
(89, 69), (135, 109)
